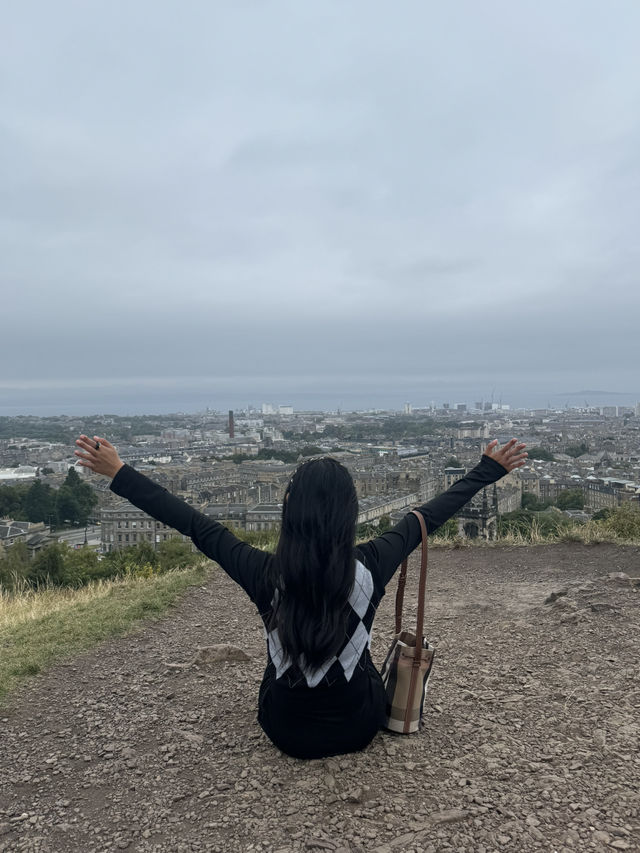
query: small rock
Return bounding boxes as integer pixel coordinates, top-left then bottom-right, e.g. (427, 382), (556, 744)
(323, 774), (336, 791)
(544, 588), (569, 604)
(607, 572), (630, 583)
(590, 603), (616, 613)
(431, 809), (468, 825)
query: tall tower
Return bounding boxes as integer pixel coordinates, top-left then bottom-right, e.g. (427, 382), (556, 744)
(228, 410), (235, 439)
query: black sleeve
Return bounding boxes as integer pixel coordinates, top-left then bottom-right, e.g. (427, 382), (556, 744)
(109, 465), (271, 602)
(356, 455), (507, 591)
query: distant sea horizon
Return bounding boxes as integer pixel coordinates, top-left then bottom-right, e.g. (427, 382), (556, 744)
(1, 384), (638, 417)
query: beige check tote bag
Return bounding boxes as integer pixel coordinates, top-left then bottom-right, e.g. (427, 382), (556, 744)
(381, 510), (434, 734)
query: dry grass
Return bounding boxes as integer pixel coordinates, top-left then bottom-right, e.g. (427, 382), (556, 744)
(432, 519), (640, 548)
(0, 563), (209, 702)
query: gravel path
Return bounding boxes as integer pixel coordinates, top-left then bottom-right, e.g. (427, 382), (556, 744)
(2, 543), (639, 853)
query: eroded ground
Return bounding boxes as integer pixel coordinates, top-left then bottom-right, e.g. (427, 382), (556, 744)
(1, 543), (639, 853)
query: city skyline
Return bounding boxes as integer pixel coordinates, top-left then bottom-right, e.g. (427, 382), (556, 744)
(1, 385), (639, 418)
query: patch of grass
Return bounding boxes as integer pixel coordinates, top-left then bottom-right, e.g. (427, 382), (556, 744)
(0, 562), (209, 703)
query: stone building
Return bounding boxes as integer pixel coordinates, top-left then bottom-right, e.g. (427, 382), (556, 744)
(202, 504), (250, 530)
(0, 520), (47, 557)
(100, 502), (191, 552)
(245, 504), (282, 532)
(456, 487), (498, 540)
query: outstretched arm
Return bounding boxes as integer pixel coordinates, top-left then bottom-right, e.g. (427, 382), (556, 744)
(357, 438), (527, 589)
(74, 435), (270, 599)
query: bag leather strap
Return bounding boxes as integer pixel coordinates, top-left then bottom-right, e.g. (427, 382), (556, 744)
(396, 510), (429, 734)
(394, 509), (428, 644)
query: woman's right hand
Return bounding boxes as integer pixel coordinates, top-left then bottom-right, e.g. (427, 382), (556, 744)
(483, 438), (528, 472)
(74, 435), (125, 480)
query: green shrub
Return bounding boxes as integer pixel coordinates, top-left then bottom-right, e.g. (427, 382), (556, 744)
(432, 518), (459, 540)
(228, 527), (279, 550)
(0, 541), (31, 588)
(156, 538), (200, 572)
(499, 508), (571, 539)
(599, 503), (640, 540)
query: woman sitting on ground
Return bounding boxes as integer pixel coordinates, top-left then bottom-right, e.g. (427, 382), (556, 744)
(75, 434), (526, 759)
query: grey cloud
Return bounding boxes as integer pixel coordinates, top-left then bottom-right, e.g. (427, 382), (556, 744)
(2, 1), (640, 413)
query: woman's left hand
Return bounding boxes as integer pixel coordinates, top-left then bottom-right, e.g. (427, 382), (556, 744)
(75, 435), (124, 480)
(483, 438), (528, 472)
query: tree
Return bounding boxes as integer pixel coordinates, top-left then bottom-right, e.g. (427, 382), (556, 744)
(377, 515), (392, 533)
(55, 468), (97, 526)
(522, 492), (553, 511)
(528, 447), (556, 462)
(0, 483), (29, 519)
(24, 480), (56, 523)
(300, 445), (324, 457)
(565, 442), (590, 458)
(55, 487), (82, 527)
(555, 489), (585, 510)
(444, 457), (461, 468)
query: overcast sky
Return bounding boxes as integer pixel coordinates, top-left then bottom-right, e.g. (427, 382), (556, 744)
(2, 1), (640, 414)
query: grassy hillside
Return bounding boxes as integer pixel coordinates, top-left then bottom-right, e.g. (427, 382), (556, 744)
(0, 563), (208, 702)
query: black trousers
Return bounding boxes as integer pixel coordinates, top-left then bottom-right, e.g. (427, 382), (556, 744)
(257, 658), (387, 760)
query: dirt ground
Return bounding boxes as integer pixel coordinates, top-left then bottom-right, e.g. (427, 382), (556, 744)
(1, 542), (639, 853)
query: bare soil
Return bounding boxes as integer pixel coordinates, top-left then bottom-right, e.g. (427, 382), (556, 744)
(1, 543), (639, 853)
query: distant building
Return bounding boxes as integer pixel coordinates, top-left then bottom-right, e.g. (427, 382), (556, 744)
(519, 470), (540, 498)
(444, 467), (466, 489)
(0, 520), (48, 557)
(100, 502), (191, 552)
(0, 466), (38, 482)
(246, 504), (282, 531)
(456, 487), (498, 540)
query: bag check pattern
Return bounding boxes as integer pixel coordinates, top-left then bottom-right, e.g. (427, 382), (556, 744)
(381, 509), (435, 733)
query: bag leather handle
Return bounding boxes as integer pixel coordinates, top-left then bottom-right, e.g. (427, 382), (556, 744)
(394, 509), (429, 647)
(394, 510), (429, 733)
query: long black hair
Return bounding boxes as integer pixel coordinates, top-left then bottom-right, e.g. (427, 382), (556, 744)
(268, 457), (359, 671)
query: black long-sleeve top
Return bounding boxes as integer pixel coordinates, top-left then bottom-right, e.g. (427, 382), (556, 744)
(110, 455), (506, 674)
(111, 456), (506, 595)
(110, 455), (507, 757)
